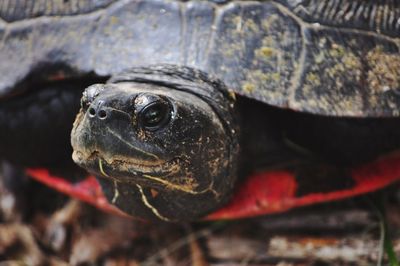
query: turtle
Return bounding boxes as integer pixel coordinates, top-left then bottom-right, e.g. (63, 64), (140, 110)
(0, 0), (400, 222)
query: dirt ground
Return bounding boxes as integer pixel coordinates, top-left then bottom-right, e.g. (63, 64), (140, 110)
(0, 172), (399, 266)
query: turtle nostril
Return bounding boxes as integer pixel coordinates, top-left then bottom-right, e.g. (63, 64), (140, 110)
(98, 109), (107, 119)
(88, 107), (96, 117)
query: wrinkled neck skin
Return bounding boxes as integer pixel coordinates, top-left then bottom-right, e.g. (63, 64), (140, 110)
(0, 72), (107, 172)
(237, 96), (400, 173)
(0, 78), (98, 184)
(71, 65), (239, 221)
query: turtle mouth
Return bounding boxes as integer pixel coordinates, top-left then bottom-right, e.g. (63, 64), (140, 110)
(73, 149), (181, 176)
(72, 149), (212, 194)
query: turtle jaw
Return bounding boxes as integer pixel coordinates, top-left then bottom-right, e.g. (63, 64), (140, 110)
(72, 148), (203, 194)
(71, 115), (181, 191)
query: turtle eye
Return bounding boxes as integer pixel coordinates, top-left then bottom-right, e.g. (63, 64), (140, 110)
(139, 99), (172, 131)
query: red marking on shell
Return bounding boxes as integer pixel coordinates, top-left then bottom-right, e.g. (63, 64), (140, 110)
(25, 169), (130, 218)
(207, 171), (298, 220)
(26, 152), (400, 220)
(207, 152), (400, 220)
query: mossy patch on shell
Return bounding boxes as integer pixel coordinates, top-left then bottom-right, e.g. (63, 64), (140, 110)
(367, 46), (400, 94)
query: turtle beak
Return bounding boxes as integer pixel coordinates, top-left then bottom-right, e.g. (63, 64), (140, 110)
(71, 88), (164, 178)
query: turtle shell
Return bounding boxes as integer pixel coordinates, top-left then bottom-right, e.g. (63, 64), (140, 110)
(0, 0), (399, 116)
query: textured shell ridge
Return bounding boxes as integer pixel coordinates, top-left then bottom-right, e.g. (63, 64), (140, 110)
(0, 0), (399, 116)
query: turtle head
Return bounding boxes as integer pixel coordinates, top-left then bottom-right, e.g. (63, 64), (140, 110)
(71, 65), (239, 221)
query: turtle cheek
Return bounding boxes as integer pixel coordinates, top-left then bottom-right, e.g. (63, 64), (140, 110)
(156, 106), (237, 194)
(117, 107), (239, 221)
